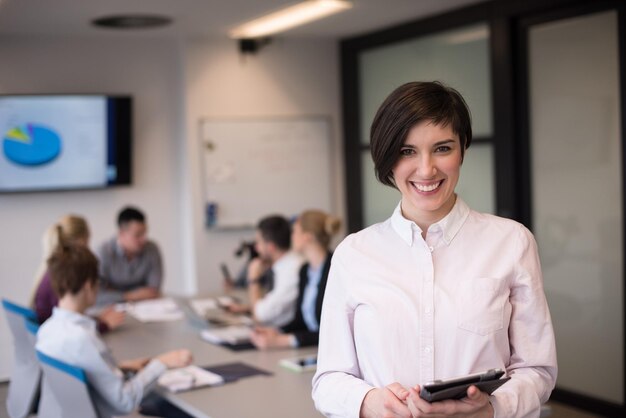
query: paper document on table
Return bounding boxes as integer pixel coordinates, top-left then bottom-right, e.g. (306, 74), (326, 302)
(200, 325), (251, 345)
(158, 365), (224, 393)
(189, 298), (218, 316)
(126, 298), (184, 322)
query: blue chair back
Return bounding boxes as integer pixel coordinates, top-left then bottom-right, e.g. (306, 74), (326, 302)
(36, 350), (99, 418)
(2, 299), (41, 418)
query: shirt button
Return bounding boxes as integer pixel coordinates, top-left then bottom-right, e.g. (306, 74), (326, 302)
(429, 246), (434, 252)
(425, 307), (432, 315)
(424, 346), (432, 353)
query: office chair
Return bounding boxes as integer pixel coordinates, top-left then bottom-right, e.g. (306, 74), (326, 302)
(36, 350), (99, 418)
(1, 299), (41, 418)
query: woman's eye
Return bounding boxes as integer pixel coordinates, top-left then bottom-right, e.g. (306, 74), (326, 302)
(435, 146), (451, 153)
(400, 148), (414, 156)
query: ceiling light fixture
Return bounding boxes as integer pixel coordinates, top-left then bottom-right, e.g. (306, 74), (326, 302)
(92, 14), (172, 30)
(229, 0), (352, 39)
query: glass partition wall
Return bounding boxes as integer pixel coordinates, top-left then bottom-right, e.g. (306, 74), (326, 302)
(527, 10), (623, 405)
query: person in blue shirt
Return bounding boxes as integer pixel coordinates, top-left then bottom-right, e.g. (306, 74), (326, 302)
(250, 209), (341, 349)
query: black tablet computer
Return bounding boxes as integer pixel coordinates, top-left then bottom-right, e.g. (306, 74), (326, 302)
(420, 369), (510, 402)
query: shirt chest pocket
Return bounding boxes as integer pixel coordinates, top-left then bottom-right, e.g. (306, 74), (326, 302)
(456, 277), (508, 336)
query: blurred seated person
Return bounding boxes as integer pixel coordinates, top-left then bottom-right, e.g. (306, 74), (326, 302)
(36, 243), (193, 417)
(251, 210), (341, 349)
(222, 240), (273, 291)
(96, 206), (163, 305)
(228, 215), (303, 327)
(31, 215), (124, 332)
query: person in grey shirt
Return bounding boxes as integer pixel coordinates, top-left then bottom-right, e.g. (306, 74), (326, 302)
(96, 206), (163, 306)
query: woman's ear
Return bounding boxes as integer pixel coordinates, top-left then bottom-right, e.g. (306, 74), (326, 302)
(302, 231), (315, 245)
(82, 278), (98, 298)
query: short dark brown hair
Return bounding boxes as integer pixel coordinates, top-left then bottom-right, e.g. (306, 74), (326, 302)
(48, 245), (99, 298)
(370, 81), (473, 188)
(117, 206), (145, 228)
(258, 215), (291, 251)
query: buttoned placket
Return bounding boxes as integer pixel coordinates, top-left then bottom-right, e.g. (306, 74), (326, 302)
(413, 225), (435, 384)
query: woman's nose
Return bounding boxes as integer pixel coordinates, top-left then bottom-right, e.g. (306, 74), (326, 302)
(416, 155), (437, 178)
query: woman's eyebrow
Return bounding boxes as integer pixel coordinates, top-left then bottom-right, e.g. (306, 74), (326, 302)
(433, 139), (456, 146)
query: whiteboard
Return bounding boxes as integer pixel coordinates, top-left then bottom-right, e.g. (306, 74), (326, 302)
(200, 117), (333, 229)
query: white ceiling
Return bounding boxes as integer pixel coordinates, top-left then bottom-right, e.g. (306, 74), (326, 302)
(0, 0), (483, 39)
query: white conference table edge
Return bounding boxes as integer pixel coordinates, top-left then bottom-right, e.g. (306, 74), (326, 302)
(103, 297), (322, 418)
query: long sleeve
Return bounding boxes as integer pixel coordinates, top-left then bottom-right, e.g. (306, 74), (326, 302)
(145, 242), (163, 290)
(312, 245), (373, 418)
(282, 255), (331, 348)
(96, 241), (126, 305)
(96, 288), (125, 305)
(490, 225), (558, 418)
(254, 252), (302, 327)
(36, 309), (168, 416)
(87, 346), (166, 416)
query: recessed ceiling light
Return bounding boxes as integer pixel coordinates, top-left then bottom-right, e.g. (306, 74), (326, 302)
(91, 14), (172, 30)
(229, 0), (352, 39)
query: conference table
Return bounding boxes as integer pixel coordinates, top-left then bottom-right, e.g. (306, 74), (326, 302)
(104, 298), (322, 418)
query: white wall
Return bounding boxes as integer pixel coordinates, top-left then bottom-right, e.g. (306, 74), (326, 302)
(0, 35), (344, 379)
(184, 37), (344, 295)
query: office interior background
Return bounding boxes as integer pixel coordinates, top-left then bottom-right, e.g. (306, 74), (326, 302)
(0, 0), (624, 416)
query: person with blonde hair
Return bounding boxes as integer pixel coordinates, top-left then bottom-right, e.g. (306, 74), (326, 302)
(251, 210), (341, 349)
(32, 215), (124, 332)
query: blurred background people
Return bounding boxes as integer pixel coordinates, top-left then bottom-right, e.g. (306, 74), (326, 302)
(251, 210), (341, 349)
(228, 215), (303, 327)
(36, 243), (193, 417)
(97, 206), (163, 305)
(31, 214), (124, 332)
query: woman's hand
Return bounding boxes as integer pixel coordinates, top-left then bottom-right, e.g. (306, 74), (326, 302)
(250, 326), (292, 349)
(406, 385), (494, 418)
(156, 349), (193, 369)
(360, 383), (412, 418)
(98, 305), (125, 330)
(225, 302), (251, 314)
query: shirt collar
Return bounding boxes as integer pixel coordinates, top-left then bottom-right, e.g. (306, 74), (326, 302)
(52, 306), (97, 331)
(390, 196), (470, 246)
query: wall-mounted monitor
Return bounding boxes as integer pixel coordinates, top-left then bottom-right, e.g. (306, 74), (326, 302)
(0, 95), (132, 193)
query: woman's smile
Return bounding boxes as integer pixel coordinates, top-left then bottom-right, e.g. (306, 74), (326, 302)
(392, 120), (461, 229)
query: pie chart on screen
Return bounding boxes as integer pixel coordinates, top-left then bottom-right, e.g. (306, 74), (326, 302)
(2, 124), (61, 166)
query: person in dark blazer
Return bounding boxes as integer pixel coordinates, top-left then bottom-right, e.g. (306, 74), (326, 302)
(250, 210), (341, 349)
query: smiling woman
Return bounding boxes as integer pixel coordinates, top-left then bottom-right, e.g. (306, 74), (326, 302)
(370, 81), (471, 232)
(392, 122), (461, 231)
(312, 81), (558, 418)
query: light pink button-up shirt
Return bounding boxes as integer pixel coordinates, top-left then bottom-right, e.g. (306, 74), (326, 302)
(312, 198), (557, 418)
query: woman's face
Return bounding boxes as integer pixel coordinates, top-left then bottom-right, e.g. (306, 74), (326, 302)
(74, 234), (90, 248)
(392, 120), (462, 226)
(291, 220), (307, 254)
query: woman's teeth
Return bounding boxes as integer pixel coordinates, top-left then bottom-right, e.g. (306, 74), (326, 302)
(413, 180), (442, 192)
